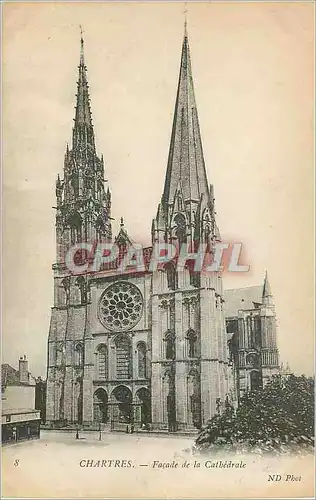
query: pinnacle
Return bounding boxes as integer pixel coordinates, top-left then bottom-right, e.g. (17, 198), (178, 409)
(263, 271), (272, 297)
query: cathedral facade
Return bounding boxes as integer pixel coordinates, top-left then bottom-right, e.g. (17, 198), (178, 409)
(46, 28), (279, 431)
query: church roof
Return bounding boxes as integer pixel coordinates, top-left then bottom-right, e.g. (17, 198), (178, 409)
(224, 285), (263, 318)
(162, 25), (210, 206)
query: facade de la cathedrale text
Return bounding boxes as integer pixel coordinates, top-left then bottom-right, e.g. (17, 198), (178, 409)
(46, 25), (280, 432)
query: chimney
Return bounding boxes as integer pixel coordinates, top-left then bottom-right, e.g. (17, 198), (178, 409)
(19, 355), (29, 384)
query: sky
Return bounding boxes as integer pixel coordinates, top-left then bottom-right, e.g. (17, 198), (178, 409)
(2, 2), (314, 378)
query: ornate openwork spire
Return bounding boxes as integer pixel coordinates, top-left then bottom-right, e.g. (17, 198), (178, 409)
(54, 31), (113, 261)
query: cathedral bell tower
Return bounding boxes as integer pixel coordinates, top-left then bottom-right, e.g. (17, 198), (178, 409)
(46, 36), (112, 425)
(151, 24), (229, 431)
(55, 35), (112, 265)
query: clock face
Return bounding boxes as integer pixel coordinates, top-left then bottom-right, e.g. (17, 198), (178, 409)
(98, 282), (143, 332)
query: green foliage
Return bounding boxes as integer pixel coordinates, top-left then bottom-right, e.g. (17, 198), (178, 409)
(195, 374), (314, 455)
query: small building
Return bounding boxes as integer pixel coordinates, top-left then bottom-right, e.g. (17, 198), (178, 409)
(224, 272), (280, 400)
(1, 356), (41, 444)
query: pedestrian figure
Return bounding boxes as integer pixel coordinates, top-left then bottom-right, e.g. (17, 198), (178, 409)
(76, 428), (79, 439)
(125, 425), (129, 434)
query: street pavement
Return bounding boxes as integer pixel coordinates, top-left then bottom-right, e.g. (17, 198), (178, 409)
(2, 430), (314, 499)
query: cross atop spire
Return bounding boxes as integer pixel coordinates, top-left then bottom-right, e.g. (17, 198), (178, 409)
(183, 2), (188, 37)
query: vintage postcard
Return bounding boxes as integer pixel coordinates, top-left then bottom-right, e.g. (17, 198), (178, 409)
(1, 1), (315, 498)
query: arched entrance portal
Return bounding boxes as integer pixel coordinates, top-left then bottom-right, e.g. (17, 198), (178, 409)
(111, 386), (132, 423)
(135, 388), (151, 425)
(93, 388), (108, 423)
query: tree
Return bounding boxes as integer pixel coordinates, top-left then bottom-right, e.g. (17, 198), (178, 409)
(195, 374), (314, 455)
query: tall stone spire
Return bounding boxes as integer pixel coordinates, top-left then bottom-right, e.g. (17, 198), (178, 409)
(153, 25), (217, 246)
(72, 34), (95, 152)
(162, 24), (209, 206)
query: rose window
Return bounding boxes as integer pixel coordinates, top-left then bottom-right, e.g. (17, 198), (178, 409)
(99, 282), (143, 332)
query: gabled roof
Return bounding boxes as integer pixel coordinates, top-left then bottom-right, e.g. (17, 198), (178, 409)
(1, 363), (34, 391)
(224, 285), (263, 318)
(114, 217), (132, 246)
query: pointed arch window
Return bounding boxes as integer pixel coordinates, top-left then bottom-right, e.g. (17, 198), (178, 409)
(93, 388), (108, 423)
(164, 330), (175, 360)
(187, 328), (197, 358)
(174, 213), (187, 245)
(187, 369), (201, 429)
(137, 342), (147, 379)
(190, 272), (200, 288)
(164, 263), (177, 291)
(114, 334), (132, 379)
(253, 315), (262, 348)
(56, 342), (65, 365)
(247, 315), (262, 350)
(185, 262), (200, 288)
(75, 343), (84, 367)
(61, 277), (70, 305)
(250, 370), (262, 391)
(163, 369), (176, 430)
(177, 194), (183, 211)
(204, 224), (211, 241)
(68, 212), (82, 245)
(75, 276), (87, 304)
(203, 213), (212, 243)
(96, 344), (108, 380)
(77, 378), (83, 424)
